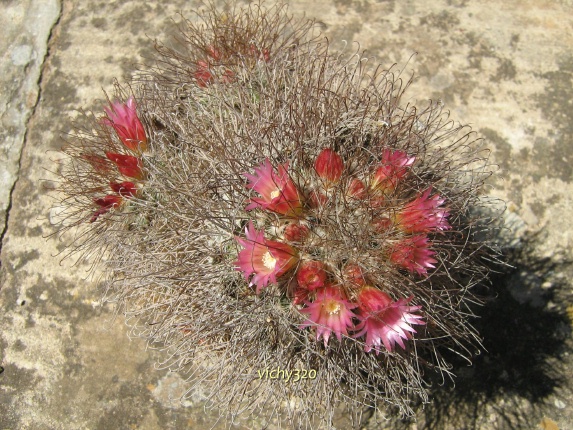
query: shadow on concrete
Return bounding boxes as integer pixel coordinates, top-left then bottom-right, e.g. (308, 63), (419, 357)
(395, 232), (572, 429)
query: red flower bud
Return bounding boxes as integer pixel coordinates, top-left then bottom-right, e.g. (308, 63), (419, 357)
(314, 148), (344, 182)
(195, 60), (214, 88)
(105, 152), (143, 179)
(284, 223), (310, 242)
(309, 190), (328, 208)
(369, 194), (386, 208)
(94, 194), (122, 208)
(343, 263), (367, 287)
(82, 153), (111, 173)
(371, 149), (415, 190)
(347, 178), (366, 199)
(221, 69), (235, 84)
(206, 45), (221, 61)
(296, 260), (327, 290)
(261, 49), (270, 62)
(292, 285), (309, 306)
(110, 181), (137, 198)
(90, 194), (122, 223)
(249, 44), (270, 62)
(372, 217), (392, 232)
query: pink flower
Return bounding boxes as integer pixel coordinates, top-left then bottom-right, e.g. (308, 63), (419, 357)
(300, 286), (357, 346)
(354, 287), (425, 353)
(90, 194), (122, 223)
(244, 159), (303, 216)
(389, 235), (437, 276)
(105, 152), (143, 179)
(314, 148), (344, 183)
(296, 260), (327, 290)
(102, 97), (147, 152)
(397, 189), (450, 233)
(235, 221), (298, 293)
(371, 149), (415, 189)
(110, 181), (137, 198)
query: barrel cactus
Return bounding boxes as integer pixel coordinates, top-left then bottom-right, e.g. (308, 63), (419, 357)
(54, 3), (499, 428)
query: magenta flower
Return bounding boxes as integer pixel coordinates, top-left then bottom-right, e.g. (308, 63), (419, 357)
(296, 260), (327, 290)
(235, 221), (298, 293)
(244, 159), (303, 216)
(300, 286), (357, 346)
(105, 152), (143, 180)
(354, 287), (425, 353)
(102, 96), (147, 152)
(371, 149), (415, 189)
(397, 189), (450, 233)
(314, 148), (344, 183)
(389, 235), (437, 276)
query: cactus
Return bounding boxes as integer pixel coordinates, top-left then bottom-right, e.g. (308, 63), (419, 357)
(54, 3), (500, 428)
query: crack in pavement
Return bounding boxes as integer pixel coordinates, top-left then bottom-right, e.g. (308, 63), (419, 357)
(0, 0), (64, 269)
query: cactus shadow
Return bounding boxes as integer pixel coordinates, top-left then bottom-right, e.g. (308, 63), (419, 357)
(394, 234), (572, 430)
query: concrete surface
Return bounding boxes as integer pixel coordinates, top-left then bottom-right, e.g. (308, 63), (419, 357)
(1, 0), (572, 429)
(0, 0), (61, 251)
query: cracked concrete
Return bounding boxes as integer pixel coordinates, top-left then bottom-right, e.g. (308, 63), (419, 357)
(1, 0), (573, 429)
(0, 0), (61, 254)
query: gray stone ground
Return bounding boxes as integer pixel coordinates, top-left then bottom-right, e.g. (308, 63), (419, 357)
(1, 0), (572, 429)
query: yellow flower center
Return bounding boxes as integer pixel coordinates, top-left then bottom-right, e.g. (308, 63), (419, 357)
(270, 189), (281, 199)
(324, 300), (341, 315)
(262, 251), (277, 270)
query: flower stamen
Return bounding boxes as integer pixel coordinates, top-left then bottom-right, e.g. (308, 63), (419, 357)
(262, 251), (277, 270)
(324, 300), (341, 315)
